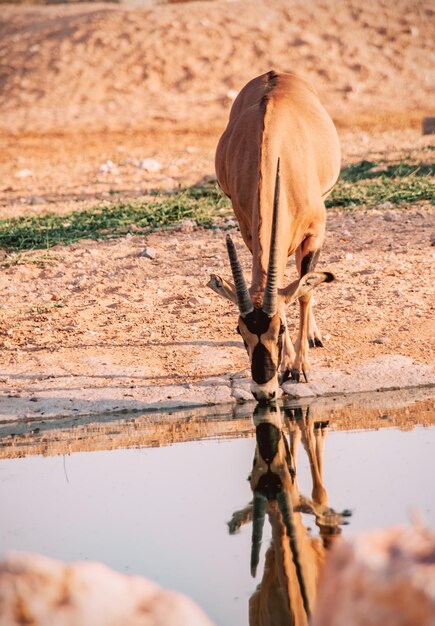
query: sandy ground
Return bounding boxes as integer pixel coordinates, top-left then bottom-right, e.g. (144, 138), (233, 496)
(0, 0), (434, 416)
(1, 0), (434, 135)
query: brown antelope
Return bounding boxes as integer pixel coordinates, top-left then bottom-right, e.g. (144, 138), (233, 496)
(228, 403), (351, 626)
(209, 71), (340, 402)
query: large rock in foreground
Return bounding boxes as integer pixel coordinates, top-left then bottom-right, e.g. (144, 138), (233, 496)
(0, 552), (215, 626)
(313, 525), (435, 626)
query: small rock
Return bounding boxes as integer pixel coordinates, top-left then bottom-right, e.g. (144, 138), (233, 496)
(313, 524), (435, 626)
(0, 552), (215, 626)
(98, 160), (118, 174)
(139, 247), (157, 259)
(139, 158), (161, 173)
(29, 196), (44, 205)
(373, 337), (389, 344)
(50, 293), (62, 301)
(15, 168), (33, 178)
(291, 36), (309, 46)
(381, 206), (396, 217)
(345, 252), (353, 260)
(175, 220), (196, 233)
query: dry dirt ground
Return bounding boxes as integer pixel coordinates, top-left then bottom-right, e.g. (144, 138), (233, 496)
(0, 0), (434, 418)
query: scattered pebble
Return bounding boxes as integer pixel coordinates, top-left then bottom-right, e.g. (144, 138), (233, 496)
(139, 247), (157, 259)
(98, 160), (118, 174)
(29, 196), (45, 205)
(15, 169), (33, 178)
(175, 220), (196, 233)
(139, 158), (161, 173)
(381, 208), (397, 218)
(373, 337), (389, 344)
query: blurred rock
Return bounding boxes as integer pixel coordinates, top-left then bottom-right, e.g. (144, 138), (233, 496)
(372, 336), (389, 344)
(29, 196), (45, 205)
(98, 160), (118, 174)
(140, 247), (157, 259)
(15, 169), (33, 178)
(175, 219), (196, 233)
(313, 524), (435, 626)
(139, 158), (161, 173)
(0, 552), (215, 626)
(381, 206), (396, 216)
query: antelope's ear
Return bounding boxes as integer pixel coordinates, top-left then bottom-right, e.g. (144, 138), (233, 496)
(207, 274), (238, 304)
(281, 272), (334, 304)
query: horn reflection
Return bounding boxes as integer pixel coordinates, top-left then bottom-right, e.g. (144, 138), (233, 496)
(228, 401), (351, 626)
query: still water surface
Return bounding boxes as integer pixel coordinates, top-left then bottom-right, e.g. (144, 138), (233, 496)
(1, 394), (434, 626)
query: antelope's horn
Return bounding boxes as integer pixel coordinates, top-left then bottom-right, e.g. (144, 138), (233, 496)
(263, 158), (280, 317)
(251, 492), (267, 577)
(226, 234), (253, 317)
(277, 489), (311, 619)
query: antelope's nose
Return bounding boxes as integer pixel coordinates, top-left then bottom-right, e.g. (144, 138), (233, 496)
(253, 390), (276, 403)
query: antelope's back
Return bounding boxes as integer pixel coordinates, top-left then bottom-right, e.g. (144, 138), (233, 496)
(215, 72), (340, 245)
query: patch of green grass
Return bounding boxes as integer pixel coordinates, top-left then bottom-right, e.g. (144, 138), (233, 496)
(340, 160), (435, 182)
(0, 163), (433, 252)
(28, 303), (65, 315)
(0, 182), (232, 253)
(0, 252), (58, 268)
(327, 160), (435, 208)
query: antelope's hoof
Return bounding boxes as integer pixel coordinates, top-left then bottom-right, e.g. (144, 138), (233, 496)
(308, 337), (324, 348)
(280, 369), (292, 384)
(289, 368), (300, 383)
(342, 509), (353, 517)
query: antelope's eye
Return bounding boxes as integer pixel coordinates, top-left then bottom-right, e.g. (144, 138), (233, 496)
(279, 323), (285, 336)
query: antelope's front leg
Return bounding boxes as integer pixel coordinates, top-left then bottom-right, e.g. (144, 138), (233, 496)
(280, 323), (296, 384)
(291, 293), (312, 382)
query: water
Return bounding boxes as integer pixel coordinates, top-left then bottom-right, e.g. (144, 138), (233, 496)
(0, 390), (434, 626)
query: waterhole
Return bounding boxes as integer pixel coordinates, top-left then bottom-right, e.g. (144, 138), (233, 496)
(1, 388), (434, 626)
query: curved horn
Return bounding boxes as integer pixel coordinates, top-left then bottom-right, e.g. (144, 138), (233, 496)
(226, 234), (253, 316)
(263, 158), (280, 317)
(277, 488), (311, 619)
(251, 492), (267, 577)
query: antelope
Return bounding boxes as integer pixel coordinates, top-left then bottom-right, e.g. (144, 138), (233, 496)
(209, 71), (341, 402)
(228, 403), (351, 626)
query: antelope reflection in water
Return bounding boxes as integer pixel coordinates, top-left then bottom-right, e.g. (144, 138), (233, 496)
(229, 403), (351, 626)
